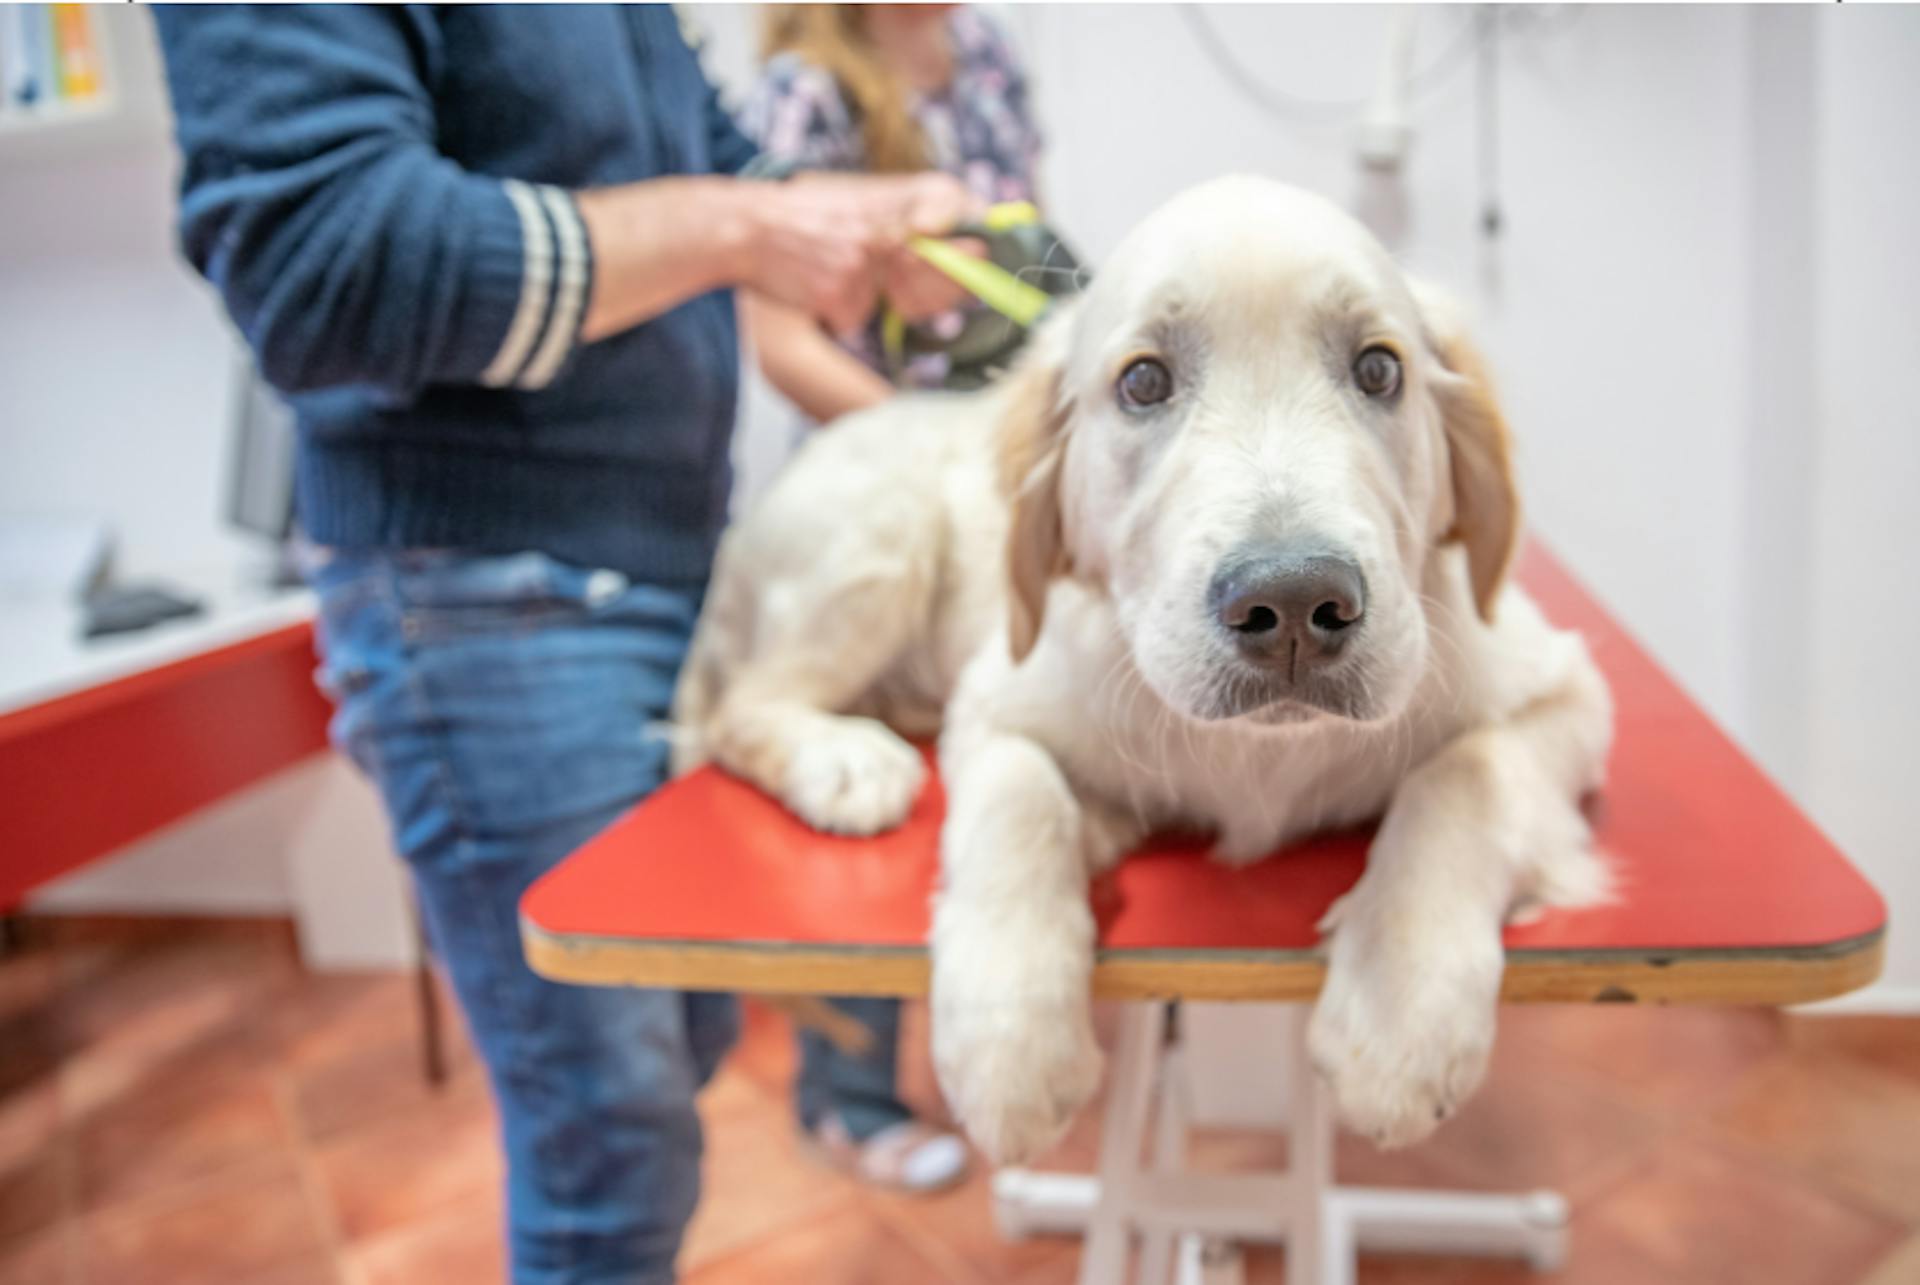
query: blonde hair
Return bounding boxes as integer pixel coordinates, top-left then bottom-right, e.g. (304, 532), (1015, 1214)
(760, 5), (929, 174)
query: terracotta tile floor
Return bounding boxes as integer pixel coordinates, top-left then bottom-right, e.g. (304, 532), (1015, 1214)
(2, 916), (1917, 1285)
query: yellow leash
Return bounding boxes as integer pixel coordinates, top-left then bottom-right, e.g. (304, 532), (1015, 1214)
(882, 201), (1056, 376)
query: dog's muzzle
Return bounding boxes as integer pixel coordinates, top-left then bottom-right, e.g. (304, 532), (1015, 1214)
(1209, 542), (1367, 682)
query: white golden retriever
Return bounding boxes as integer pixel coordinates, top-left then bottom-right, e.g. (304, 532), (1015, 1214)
(674, 176), (1612, 1161)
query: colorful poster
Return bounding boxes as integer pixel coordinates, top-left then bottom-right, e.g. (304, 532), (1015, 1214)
(52, 4), (98, 102)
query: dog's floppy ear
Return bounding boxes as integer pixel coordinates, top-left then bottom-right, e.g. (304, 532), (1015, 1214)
(997, 309), (1077, 662)
(1413, 281), (1519, 622)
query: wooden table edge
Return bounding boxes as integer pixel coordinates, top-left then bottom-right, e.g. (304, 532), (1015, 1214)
(520, 918), (1884, 1008)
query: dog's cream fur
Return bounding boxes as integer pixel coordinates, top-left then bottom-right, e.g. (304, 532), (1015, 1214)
(675, 177), (1613, 1163)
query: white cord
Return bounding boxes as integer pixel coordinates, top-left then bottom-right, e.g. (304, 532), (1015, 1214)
(1479, 7), (1502, 240)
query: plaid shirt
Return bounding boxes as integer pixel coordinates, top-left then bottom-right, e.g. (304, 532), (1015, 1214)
(739, 8), (1044, 389)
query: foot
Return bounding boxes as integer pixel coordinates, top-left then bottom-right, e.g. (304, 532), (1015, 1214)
(1309, 888), (1502, 1149)
(932, 991), (1103, 1166)
(803, 1114), (970, 1194)
(1509, 839), (1614, 924)
(782, 717), (927, 836)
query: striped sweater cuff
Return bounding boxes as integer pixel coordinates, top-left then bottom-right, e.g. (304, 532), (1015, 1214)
(477, 179), (593, 390)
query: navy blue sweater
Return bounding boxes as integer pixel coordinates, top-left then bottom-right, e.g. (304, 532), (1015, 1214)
(154, 5), (759, 584)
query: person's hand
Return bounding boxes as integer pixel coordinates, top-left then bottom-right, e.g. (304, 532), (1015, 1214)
(734, 183), (890, 337)
(883, 235), (987, 324)
(890, 171), (982, 240)
(733, 172), (987, 334)
(872, 172), (988, 323)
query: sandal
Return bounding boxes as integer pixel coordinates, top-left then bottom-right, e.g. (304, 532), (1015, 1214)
(803, 1112), (970, 1194)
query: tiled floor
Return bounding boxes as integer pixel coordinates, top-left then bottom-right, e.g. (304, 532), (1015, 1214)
(1, 917), (1916, 1285)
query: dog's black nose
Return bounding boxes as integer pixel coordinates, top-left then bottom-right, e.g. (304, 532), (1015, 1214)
(1210, 546), (1366, 675)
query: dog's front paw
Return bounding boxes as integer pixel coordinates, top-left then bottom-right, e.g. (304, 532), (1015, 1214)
(933, 995), (1102, 1165)
(782, 717), (926, 836)
(1309, 914), (1501, 1148)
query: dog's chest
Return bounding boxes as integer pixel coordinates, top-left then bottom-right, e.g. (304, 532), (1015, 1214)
(1075, 715), (1408, 855)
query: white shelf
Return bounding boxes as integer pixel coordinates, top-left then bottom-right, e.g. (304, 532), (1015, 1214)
(0, 95), (115, 136)
(0, 2), (137, 154)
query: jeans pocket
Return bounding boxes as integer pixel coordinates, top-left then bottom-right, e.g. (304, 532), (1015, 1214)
(307, 549), (700, 853)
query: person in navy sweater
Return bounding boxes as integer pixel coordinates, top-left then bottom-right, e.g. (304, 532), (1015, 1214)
(152, 8), (976, 1282)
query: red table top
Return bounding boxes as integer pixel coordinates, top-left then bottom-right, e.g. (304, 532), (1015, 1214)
(522, 547), (1885, 1005)
(1, 622), (332, 907)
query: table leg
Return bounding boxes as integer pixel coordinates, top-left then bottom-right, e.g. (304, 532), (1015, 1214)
(1080, 1001), (1165, 1284)
(996, 1001), (1566, 1284)
(1138, 1011), (1191, 1285)
(1339, 1187), (1567, 1267)
(412, 900), (448, 1087)
(1283, 1006), (1348, 1285)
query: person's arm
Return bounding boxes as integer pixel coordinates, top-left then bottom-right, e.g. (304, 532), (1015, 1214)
(574, 177), (887, 343)
(741, 292), (893, 424)
(153, 7), (896, 394)
(155, 7), (600, 395)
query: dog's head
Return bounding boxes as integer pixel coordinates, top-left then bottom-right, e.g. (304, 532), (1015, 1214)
(999, 176), (1517, 727)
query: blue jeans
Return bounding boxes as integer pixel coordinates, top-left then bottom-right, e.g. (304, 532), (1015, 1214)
(793, 995), (906, 1141)
(307, 549), (906, 1283)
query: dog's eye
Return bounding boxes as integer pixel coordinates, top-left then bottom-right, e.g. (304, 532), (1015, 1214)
(1117, 357), (1174, 409)
(1353, 346), (1402, 398)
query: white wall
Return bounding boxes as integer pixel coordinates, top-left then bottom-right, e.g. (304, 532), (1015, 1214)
(1800, 10), (1920, 1005)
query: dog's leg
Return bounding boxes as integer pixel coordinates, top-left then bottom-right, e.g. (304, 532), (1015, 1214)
(1309, 648), (1612, 1147)
(930, 730), (1135, 1165)
(705, 553), (938, 836)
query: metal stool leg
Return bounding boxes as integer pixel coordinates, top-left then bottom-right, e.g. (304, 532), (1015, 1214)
(412, 899), (448, 1087)
(1079, 1001), (1168, 1284)
(1138, 1005), (1191, 1285)
(1285, 1006), (1346, 1285)
(998, 1001), (1566, 1284)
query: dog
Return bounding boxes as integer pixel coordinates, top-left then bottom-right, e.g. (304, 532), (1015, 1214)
(674, 175), (1613, 1163)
